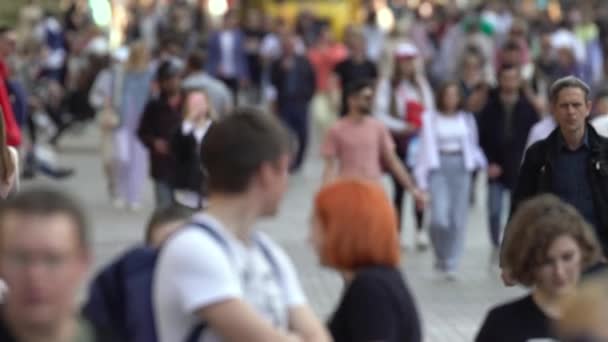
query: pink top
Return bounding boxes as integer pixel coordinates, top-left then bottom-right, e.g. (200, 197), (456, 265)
(322, 116), (395, 181)
(307, 43), (348, 92)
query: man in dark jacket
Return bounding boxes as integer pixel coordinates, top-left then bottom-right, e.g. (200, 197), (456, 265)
(511, 76), (608, 255)
(138, 61), (183, 209)
(270, 31), (316, 172)
(478, 64), (539, 255)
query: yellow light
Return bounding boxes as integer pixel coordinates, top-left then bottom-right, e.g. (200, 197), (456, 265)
(208, 0), (228, 17)
(109, 2), (128, 49)
(419, 2), (433, 19)
(376, 6), (395, 32)
(89, 0), (112, 28)
(407, 0), (420, 8)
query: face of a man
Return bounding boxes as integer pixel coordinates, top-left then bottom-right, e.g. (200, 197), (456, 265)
(498, 68), (521, 93)
(352, 86), (374, 115)
(552, 87), (591, 137)
(280, 34), (296, 57)
(260, 154), (291, 217)
(0, 212), (89, 328)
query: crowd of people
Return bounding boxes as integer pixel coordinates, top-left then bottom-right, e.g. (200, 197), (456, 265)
(0, 0), (608, 341)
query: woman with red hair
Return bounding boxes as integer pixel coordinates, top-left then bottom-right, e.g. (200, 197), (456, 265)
(311, 179), (422, 342)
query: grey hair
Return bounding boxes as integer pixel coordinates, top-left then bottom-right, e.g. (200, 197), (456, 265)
(549, 76), (591, 104)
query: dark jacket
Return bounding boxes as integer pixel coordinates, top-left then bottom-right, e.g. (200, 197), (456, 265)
(137, 94), (183, 182)
(511, 124), (608, 253)
(478, 88), (539, 190)
(270, 56), (316, 110)
(170, 123), (208, 194)
(207, 29), (250, 81)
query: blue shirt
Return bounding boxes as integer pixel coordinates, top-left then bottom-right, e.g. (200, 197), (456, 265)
(551, 130), (599, 230)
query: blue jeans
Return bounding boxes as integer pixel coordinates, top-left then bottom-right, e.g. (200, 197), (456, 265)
(154, 181), (174, 209)
(488, 182), (510, 247)
(429, 154), (472, 272)
(279, 107), (309, 172)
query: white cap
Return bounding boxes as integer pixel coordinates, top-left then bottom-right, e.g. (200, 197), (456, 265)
(394, 42), (419, 58)
(552, 29), (586, 62)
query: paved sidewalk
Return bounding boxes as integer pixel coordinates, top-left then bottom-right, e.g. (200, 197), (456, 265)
(24, 126), (524, 341)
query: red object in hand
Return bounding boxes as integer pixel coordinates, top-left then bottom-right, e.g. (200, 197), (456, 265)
(405, 101), (424, 129)
(0, 60), (21, 146)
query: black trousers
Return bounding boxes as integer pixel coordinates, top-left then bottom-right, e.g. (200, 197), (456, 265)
(391, 135), (424, 233)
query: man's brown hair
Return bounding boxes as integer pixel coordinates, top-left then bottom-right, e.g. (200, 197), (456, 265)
(0, 187), (89, 250)
(200, 107), (292, 194)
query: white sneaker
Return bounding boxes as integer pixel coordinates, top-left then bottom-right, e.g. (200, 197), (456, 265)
(416, 231), (429, 251)
(444, 270), (459, 282)
(112, 198), (126, 210)
(128, 203), (143, 212)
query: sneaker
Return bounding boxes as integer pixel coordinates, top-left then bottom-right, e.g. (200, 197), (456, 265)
(128, 203), (143, 212)
(444, 270), (459, 282)
(415, 231), (429, 251)
(38, 164), (74, 179)
(112, 198), (126, 210)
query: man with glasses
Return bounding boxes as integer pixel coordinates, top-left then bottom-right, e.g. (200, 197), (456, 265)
(321, 79), (425, 206)
(0, 188), (107, 341)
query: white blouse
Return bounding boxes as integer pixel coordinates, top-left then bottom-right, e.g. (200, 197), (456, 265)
(435, 113), (468, 153)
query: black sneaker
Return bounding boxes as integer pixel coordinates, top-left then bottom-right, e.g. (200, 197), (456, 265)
(39, 164), (75, 179)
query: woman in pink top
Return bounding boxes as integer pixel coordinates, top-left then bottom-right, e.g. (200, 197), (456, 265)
(307, 24), (348, 94)
(308, 24), (348, 128)
(322, 79), (426, 210)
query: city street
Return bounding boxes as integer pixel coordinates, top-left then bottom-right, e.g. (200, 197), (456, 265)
(26, 125), (524, 342)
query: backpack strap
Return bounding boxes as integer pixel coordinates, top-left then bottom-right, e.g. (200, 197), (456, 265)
(189, 221), (231, 258)
(253, 234), (285, 292)
(181, 221), (231, 342)
(184, 324), (205, 342)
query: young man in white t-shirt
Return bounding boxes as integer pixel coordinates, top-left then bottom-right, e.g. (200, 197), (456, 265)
(153, 108), (330, 342)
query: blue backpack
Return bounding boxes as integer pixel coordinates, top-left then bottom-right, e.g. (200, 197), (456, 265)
(83, 221), (283, 342)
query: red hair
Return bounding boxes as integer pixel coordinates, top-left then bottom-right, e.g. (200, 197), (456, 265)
(314, 179), (400, 270)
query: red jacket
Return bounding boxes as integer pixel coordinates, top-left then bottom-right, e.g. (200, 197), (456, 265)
(0, 60), (21, 146)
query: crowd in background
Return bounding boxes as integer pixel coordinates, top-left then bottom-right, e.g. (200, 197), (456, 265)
(0, 0), (608, 341)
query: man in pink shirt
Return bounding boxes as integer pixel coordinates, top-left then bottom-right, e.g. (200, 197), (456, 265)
(322, 80), (425, 206)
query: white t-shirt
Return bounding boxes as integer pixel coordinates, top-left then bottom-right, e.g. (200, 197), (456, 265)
(435, 114), (467, 153)
(153, 213), (307, 342)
